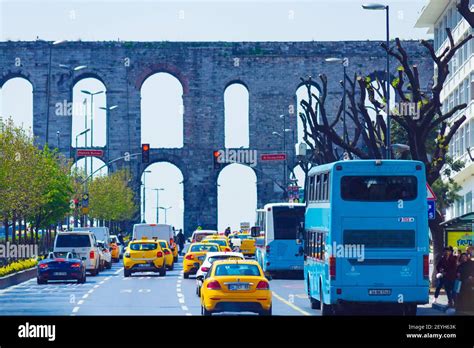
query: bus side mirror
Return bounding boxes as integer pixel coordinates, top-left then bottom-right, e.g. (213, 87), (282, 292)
(251, 226), (260, 238)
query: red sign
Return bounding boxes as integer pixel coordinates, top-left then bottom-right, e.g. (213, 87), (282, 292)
(260, 153), (286, 161)
(76, 149), (104, 157)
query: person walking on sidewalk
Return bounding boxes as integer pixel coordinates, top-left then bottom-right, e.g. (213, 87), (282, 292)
(455, 253), (474, 313)
(434, 247), (457, 307)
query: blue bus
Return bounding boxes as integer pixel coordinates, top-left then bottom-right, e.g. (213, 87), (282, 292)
(304, 160), (429, 315)
(255, 203), (306, 277)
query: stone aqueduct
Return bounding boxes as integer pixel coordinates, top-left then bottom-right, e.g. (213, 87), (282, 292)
(0, 40), (433, 233)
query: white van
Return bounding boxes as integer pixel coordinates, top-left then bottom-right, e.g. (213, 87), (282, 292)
(190, 230), (218, 243)
(74, 227), (110, 245)
(132, 224), (174, 243)
(53, 231), (101, 276)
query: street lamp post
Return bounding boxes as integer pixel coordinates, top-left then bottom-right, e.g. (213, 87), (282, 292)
(142, 170), (152, 223)
(45, 40), (68, 145)
(272, 127), (291, 196)
(362, 3), (391, 159)
(81, 90), (104, 178)
(152, 188), (165, 224)
(99, 105), (118, 161)
(325, 57), (349, 153)
(75, 129), (90, 170)
(159, 206), (171, 224)
(56, 131), (60, 150)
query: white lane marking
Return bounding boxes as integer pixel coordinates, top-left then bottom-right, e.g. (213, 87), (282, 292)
(72, 306), (80, 313)
(99, 281), (105, 284)
(139, 277), (144, 280)
(115, 268), (123, 275)
(77, 300), (84, 305)
(185, 313), (193, 316)
(105, 277), (111, 281)
(82, 294), (89, 299)
(94, 285), (100, 289)
(177, 292), (183, 297)
(120, 289), (132, 293)
(178, 298), (185, 304)
(138, 289), (151, 293)
(272, 291), (311, 316)
(177, 288), (181, 293)
(88, 289), (94, 294)
(181, 305), (189, 311)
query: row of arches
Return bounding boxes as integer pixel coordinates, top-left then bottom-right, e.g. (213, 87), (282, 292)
(0, 73), (318, 153)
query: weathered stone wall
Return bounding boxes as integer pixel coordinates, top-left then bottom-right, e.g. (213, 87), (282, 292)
(0, 40), (433, 235)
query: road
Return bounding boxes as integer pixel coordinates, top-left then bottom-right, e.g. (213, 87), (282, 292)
(0, 256), (443, 316)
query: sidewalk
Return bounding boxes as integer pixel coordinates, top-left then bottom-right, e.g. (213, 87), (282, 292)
(429, 289), (474, 315)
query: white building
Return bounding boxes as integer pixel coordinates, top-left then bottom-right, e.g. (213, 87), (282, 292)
(416, 0), (473, 219)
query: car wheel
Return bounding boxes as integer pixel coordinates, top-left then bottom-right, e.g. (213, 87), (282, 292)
(169, 263), (174, 271)
(90, 268), (99, 276)
(159, 265), (167, 277)
(124, 269), (131, 277)
(174, 256), (178, 263)
(259, 305), (272, 316)
(183, 272), (189, 279)
(106, 262), (112, 269)
(196, 286), (201, 297)
(37, 277), (46, 285)
(201, 305), (212, 316)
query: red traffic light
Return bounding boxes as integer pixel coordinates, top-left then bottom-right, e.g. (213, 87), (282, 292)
(142, 144), (150, 151)
(213, 150), (220, 158)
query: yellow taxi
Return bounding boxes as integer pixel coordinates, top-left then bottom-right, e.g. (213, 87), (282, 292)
(183, 243), (220, 279)
(158, 240), (175, 271)
(230, 233), (256, 257)
(169, 238), (179, 262)
(202, 237), (232, 252)
(110, 241), (120, 262)
(123, 238), (166, 277)
(200, 259), (272, 316)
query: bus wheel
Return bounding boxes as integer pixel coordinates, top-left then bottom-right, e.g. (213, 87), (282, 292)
(320, 283), (334, 316)
(403, 304), (417, 316)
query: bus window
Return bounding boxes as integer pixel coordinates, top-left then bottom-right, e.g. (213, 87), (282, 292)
(309, 176), (315, 202)
(315, 175), (321, 201)
(341, 176), (417, 202)
(273, 206), (305, 240)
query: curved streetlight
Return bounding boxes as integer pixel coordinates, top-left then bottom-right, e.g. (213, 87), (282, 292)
(325, 57), (349, 146)
(159, 206), (172, 224)
(142, 170), (152, 223)
(81, 90), (104, 177)
(362, 2), (391, 159)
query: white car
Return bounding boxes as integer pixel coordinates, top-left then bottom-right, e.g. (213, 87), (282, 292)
(190, 230), (218, 243)
(53, 231), (101, 276)
(97, 240), (112, 269)
(195, 251), (244, 296)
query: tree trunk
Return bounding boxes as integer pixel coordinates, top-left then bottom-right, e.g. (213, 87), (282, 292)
(429, 211), (444, 286)
(3, 217), (9, 243)
(11, 216), (16, 243)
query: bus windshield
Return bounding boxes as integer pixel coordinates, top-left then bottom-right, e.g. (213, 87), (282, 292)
(273, 206), (305, 240)
(341, 176), (417, 201)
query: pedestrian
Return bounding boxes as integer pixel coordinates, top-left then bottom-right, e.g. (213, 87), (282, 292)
(455, 253), (474, 313)
(434, 247), (457, 307)
(117, 233), (125, 246)
(224, 226), (231, 237)
(177, 229), (185, 255)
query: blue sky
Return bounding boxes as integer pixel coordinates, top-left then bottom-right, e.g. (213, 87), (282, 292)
(0, 0), (431, 231)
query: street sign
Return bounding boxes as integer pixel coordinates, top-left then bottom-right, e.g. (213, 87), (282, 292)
(81, 207), (89, 214)
(428, 201), (436, 220)
(82, 193), (89, 208)
(76, 149), (104, 157)
(260, 153), (286, 161)
(426, 183), (437, 201)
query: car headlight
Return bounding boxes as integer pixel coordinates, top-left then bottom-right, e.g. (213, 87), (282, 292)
(124, 252), (130, 258)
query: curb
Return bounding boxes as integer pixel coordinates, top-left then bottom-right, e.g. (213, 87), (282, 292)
(432, 302), (449, 312)
(0, 267), (37, 290)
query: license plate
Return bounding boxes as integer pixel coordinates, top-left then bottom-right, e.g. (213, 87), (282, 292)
(138, 264), (149, 267)
(229, 284), (249, 291)
(368, 289), (391, 295)
(53, 272), (67, 276)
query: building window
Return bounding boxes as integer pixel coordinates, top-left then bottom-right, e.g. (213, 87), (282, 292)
(466, 121), (470, 150)
(461, 126), (465, 155)
(460, 196), (465, 216)
(466, 192), (473, 213)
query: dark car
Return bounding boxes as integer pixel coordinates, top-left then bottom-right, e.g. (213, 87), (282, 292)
(37, 252), (86, 284)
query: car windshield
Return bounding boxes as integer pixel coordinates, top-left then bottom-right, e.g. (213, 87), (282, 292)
(55, 234), (91, 248)
(190, 244), (218, 252)
(204, 239), (226, 246)
(208, 255), (243, 263)
(214, 264), (261, 276)
(130, 243), (158, 251)
(194, 233), (214, 242)
(159, 242), (167, 248)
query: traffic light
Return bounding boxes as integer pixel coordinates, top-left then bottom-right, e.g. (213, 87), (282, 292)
(213, 150), (221, 169)
(142, 144), (150, 163)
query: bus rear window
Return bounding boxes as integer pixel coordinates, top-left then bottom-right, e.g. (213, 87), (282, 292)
(272, 206), (305, 240)
(55, 234), (91, 248)
(341, 176), (417, 201)
(344, 230), (415, 248)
